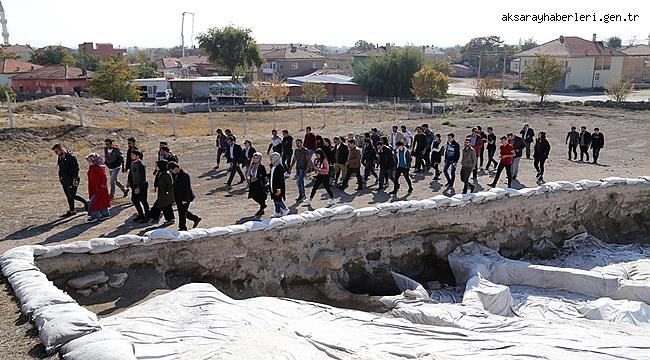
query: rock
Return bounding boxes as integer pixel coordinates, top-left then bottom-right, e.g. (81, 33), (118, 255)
(427, 281), (442, 290)
(76, 288), (92, 297)
(96, 283), (109, 294)
(67, 272), (109, 289)
(264, 281), (281, 297)
(312, 250), (346, 270)
(108, 273), (128, 288)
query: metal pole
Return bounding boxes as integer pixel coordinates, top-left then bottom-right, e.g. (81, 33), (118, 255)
(321, 104), (326, 129)
(378, 102), (382, 123)
(243, 108), (248, 136)
(126, 100), (132, 130)
(477, 50), (482, 79)
(299, 107), (304, 131)
(208, 106), (215, 135)
(365, 96), (369, 107)
(443, 99), (447, 116)
(171, 108), (177, 136)
(343, 104), (347, 124)
(5, 91), (13, 128)
(362, 105), (366, 124)
(393, 97), (397, 121)
(273, 107), (277, 130)
(501, 49), (507, 97)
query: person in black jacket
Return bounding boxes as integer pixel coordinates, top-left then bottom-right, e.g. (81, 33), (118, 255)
(578, 126), (591, 162)
(590, 128), (605, 165)
(520, 123), (535, 159)
(104, 138), (128, 199)
(168, 162), (201, 231)
(246, 152), (268, 217)
(52, 144), (88, 217)
(268, 152), (289, 217)
(332, 137), (349, 185)
(375, 141), (395, 191)
(241, 140), (257, 173)
(322, 138), (335, 183)
(533, 132), (551, 181)
(127, 150), (149, 222)
(362, 138), (378, 184)
(565, 127), (579, 160)
(123, 137), (140, 176)
(485, 127), (498, 171)
(443, 133), (460, 188)
(281, 130), (294, 170)
(412, 126), (428, 172)
(430, 134), (445, 180)
(225, 136), (245, 186)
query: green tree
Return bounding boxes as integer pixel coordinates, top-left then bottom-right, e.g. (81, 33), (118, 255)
(354, 47), (425, 97)
(427, 60), (451, 75)
(32, 46), (75, 66)
(461, 36), (515, 75)
(301, 82), (327, 105)
(520, 38), (538, 51)
(75, 51), (101, 71)
(89, 59), (140, 101)
(604, 77), (634, 102)
(197, 26), (263, 81)
(353, 40), (375, 52)
(0, 83), (15, 101)
(411, 65), (448, 110)
(137, 62), (160, 78)
(606, 36), (622, 49)
(522, 54), (564, 102)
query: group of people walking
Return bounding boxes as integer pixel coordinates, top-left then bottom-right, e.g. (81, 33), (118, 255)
(565, 126), (606, 164)
(52, 138), (201, 231)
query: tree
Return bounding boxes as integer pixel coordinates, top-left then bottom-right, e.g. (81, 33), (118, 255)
(89, 59), (140, 101)
(605, 77), (634, 102)
(32, 46), (75, 66)
(474, 76), (499, 102)
(411, 65), (448, 110)
(461, 36), (506, 75)
(197, 26), (263, 81)
(267, 75), (289, 104)
(354, 47), (425, 97)
(301, 82), (327, 105)
(137, 62), (160, 78)
(75, 51), (101, 71)
(0, 51), (20, 60)
(520, 38), (538, 51)
(353, 40), (375, 52)
(0, 83), (15, 101)
(522, 54), (564, 102)
(427, 60), (451, 75)
(248, 82), (269, 104)
(607, 36), (622, 49)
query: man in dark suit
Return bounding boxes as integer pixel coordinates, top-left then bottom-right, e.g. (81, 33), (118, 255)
(578, 126), (592, 162)
(590, 128), (605, 165)
(520, 123), (535, 159)
(225, 136), (245, 186)
(52, 143), (88, 217)
(168, 162), (201, 231)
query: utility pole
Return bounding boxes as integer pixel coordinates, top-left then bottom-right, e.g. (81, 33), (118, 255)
(477, 50), (482, 79)
(181, 12), (195, 58)
(501, 49), (507, 97)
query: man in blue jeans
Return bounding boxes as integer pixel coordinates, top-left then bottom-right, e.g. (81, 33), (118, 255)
(443, 133), (460, 188)
(288, 139), (310, 202)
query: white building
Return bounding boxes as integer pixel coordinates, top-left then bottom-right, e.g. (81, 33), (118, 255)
(514, 35), (626, 91)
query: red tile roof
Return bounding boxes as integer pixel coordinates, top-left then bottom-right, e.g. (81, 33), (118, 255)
(620, 45), (650, 56)
(516, 37), (626, 57)
(0, 59), (42, 74)
(263, 47), (324, 60)
(12, 65), (93, 80)
(1, 44), (34, 53)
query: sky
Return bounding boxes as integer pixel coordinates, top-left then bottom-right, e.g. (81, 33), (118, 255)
(3, 0), (648, 49)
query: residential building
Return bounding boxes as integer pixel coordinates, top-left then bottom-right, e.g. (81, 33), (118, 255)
(1, 44), (34, 60)
(422, 46), (446, 62)
(450, 64), (475, 77)
(620, 44), (650, 88)
(514, 35), (626, 91)
(11, 65), (93, 99)
(321, 53), (354, 76)
(131, 78), (170, 100)
(78, 42), (126, 59)
(286, 73), (367, 98)
(168, 76), (236, 101)
(352, 47), (387, 69)
(157, 55), (218, 77)
(259, 44), (325, 79)
(0, 58), (42, 86)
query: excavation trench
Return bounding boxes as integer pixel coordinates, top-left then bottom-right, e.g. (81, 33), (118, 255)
(35, 183), (650, 314)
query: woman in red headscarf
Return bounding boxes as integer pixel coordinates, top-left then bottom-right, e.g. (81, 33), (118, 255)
(85, 153), (111, 222)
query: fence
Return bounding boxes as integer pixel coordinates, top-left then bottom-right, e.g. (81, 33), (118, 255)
(1, 95), (470, 138)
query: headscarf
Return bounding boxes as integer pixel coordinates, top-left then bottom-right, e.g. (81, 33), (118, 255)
(270, 152), (282, 168)
(247, 152), (263, 180)
(85, 153), (104, 166)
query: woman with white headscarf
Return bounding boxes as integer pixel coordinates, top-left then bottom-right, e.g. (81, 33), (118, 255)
(268, 152), (289, 217)
(85, 153), (111, 222)
(247, 152), (267, 217)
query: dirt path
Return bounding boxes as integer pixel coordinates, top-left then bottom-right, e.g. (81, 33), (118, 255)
(1, 105), (649, 358)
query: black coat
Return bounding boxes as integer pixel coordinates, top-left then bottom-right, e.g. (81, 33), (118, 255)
(268, 164), (286, 201)
(281, 136), (293, 154)
(225, 144), (243, 164)
(413, 133), (428, 153)
(579, 131), (592, 147)
(362, 146), (377, 164)
(520, 127), (535, 143)
(241, 146), (257, 166)
(377, 146), (395, 170)
(173, 169), (195, 203)
(57, 152), (80, 183)
(591, 133), (604, 149)
(323, 146), (335, 164)
(510, 136), (526, 158)
(248, 164), (268, 203)
(533, 139), (551, 160)
(334, 144), (349, 165)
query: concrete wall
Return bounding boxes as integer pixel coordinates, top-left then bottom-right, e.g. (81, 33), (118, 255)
(36, 182), (650, 307)
(622, 56), (650, 84)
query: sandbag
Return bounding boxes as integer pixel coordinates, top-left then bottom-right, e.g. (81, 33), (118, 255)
(224, 224), (249, 234)
(21, 289), (76, 316)
(1, 246), (35, 264)
(88, 238), (120, 254)
(187, 228), (209, 238)
(429, 195), (452, 206)
(471, 191), (497, 203)
(354, 207), (379, 217)
(420, 200), (439, 209)
(463, 275), (515, 317)
(451, 194), (474, 204)
(60, 329), (136, 360)
(396, 200), (425, 213)
(487, 187), (508, 199)
(574, 179), (603, 190)
(61, 241), (93, 254)
(113, 235), (145, 246)
(331, 205), (357, 219)
(577, 298), (650, 328)
(1, 258), (38, 277)
(376, 202), (403, 216)
(145, 229), (177, 243)
(275, 214), (303, 227)
(244, 220), (270, 232)
(39, 310), (101, 355)
(205, 227), (232, 237)
(311, 207), (336, 219)
(33, 303), (98, 331)
(40, 244), (66, 259)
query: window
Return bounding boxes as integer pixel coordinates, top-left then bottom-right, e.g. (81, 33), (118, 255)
(595, 56), (611, 70)
(643, 74), (648, 82)
(312, 62), (320, 69)
(291, 62), (299, 70)
(594, 73), (600, 81)
(55, 87), (63, 95)
(644, 61), (650, 68)
(18, 86), (24, 93)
